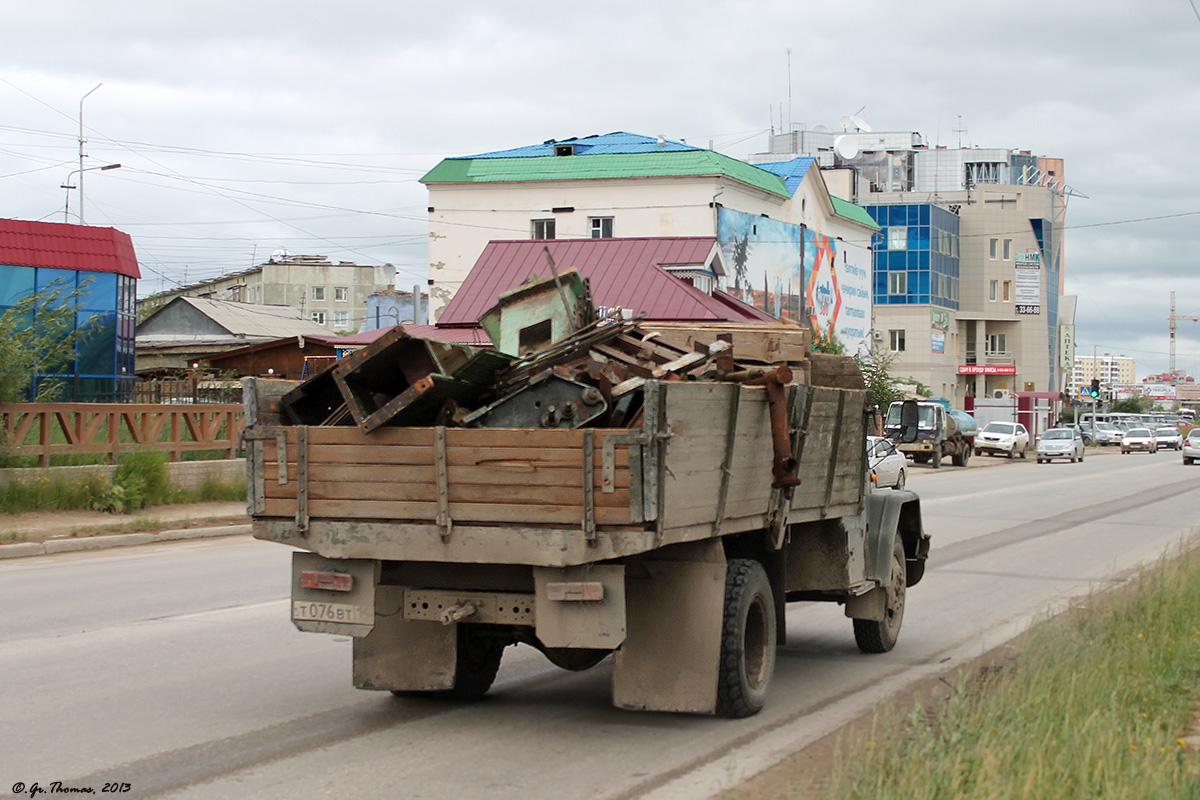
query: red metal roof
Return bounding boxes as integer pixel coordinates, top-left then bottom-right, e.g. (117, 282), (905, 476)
(0, 218), (140, 278)
(438, 238), (777, 325)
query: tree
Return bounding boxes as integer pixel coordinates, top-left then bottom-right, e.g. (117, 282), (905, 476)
(810, 325), (845, 355)
(1110, 396), (1153, 414)
(0, 280), (95, 404)
(854, 345), (905, 413)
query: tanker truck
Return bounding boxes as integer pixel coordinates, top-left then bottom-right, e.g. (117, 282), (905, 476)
(884, 399), (977, 468)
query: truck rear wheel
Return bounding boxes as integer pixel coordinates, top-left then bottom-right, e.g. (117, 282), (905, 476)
(716, 559), (776, 718)
(853, 538), (906, 654)
(433, 625), (506, 700)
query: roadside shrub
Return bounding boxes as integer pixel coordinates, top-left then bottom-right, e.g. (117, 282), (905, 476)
(110, 451), (171, 511)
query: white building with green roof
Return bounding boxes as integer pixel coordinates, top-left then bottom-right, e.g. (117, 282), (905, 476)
(420, 132), (878, 353)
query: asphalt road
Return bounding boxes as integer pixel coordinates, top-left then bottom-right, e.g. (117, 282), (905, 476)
(1, 446), (1196, 800)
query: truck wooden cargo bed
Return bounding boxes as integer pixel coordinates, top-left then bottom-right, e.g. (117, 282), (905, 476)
(247, 378), (868, 567)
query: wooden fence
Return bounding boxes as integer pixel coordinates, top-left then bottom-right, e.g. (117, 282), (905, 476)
(0, 403), (245, 467)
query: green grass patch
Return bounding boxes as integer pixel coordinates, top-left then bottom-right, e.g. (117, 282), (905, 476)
(820, 545), (1200, 799)
(0, 453), (246, 515)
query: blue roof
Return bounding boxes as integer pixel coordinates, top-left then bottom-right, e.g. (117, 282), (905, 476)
(455, 131), (705, 159)
(754, 158), (816, 196)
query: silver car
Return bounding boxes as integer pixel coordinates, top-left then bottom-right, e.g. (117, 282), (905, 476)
(1121, 427), (1158, 454)
(1036, 427), (1085, 463)
(1184, 430), (1200, 465)
(1154, 426), (1183, 451)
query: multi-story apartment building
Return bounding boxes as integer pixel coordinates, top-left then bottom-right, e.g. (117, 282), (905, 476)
(1072, 354), (1137, 388)
(751, 127), (1079, 406)
(139, 251), (396, 334)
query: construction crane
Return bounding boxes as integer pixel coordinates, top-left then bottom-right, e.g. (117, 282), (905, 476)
(1169, 291), (1200, 377)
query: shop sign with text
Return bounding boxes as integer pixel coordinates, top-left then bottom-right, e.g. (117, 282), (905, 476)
(958, 365), (1017, 375)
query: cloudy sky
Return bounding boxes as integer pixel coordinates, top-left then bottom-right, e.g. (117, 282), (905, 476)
(3, 0), (1199, 379)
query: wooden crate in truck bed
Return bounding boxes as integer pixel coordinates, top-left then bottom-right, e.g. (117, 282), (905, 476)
(246, 377), (867, 567)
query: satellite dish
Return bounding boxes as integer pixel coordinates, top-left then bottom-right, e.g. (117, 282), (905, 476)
(840, 115), (854, 130)
(813, 124), (831, 133)
(833, 136), (859, 160)
(850, 113), (873, 132)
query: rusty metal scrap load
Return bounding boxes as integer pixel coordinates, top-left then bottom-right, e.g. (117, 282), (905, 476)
(277, 266), (820, 491)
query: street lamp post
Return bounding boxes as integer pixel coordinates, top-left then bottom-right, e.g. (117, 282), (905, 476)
(76, 83), (101, 224)
(61, 163), (121, 223)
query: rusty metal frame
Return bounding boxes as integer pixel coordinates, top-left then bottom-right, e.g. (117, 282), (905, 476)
(582, 428), (596, 541)
(434, 425), (453, 541)
(295, 426), (309, 533)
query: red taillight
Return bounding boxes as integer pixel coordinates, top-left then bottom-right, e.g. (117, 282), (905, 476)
(300, 570), (353, 592)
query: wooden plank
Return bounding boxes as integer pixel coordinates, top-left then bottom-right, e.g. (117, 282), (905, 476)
(260, 497), (632, 526)
(263, 442), (628, 469)
(263, 477), (633, 508)
(282, 462), (632, 490)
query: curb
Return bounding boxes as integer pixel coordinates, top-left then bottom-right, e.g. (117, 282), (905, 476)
(0, 523), (252, 560)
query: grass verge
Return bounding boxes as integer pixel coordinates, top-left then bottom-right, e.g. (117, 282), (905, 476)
(794, 543), (1200, 799)
(0, 452), (245, 517)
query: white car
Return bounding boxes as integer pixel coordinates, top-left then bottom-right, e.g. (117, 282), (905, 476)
(1184, 430), (1200, 465)
(974, 421), (1029, 459)
(1089, 422), (1123, 446)
(1121, 427), (1158, 454)
(1036, 427), (1085, 463)
(1154, 426), (1183, 451)
(867, 436), (907, 490)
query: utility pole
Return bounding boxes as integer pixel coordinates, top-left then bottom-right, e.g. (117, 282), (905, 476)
(1169, 291), (1200, 379)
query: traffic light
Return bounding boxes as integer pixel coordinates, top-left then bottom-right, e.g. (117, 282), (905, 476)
(1089, 379), (1101, 399)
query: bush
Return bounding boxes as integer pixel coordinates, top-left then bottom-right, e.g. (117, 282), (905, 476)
(109, 451), (172, 511)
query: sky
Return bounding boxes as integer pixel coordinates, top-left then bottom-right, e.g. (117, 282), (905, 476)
(2, 0), (1199, 380)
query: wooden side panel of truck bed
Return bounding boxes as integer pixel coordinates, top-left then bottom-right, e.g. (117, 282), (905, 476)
(656, 382), (867, 545)
(255, 426), (638, 528)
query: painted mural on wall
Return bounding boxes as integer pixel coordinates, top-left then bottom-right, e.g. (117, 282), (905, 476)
(717, 207), (871, 354)
(718, 208), (805, 321)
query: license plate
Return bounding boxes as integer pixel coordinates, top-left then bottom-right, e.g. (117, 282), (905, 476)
(292, 600), (372, 625)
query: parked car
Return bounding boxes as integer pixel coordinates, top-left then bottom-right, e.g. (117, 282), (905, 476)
(1036, 427), (1086, 463)
(1121, 427), (1158, 454)
(1090, 422), (1123, 446)
(867, 435), (907, 489)
(1184, 429), (1200, 465)
(1154, 426), (1183, 451)
(974, 421), (1029, 459)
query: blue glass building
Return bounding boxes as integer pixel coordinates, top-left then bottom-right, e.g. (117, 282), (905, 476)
(865, 204), (960, 309)
(0, 219), (140, 401)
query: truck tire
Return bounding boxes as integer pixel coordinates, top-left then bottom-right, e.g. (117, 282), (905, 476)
(447, 625), (506, 700)
(853, 538), (906, 654)
(716, 559), (777, 719)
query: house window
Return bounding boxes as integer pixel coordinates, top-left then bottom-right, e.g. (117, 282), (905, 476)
(532, 219), (556, 240)
(311, 311), (327, 325)
(989, 239), (998, 260)
(888, 272), (907, 295)
(312, 286), (325, 301)
(1003, 239), (1013, 260)
(986, 333), (1007, 354)
(589, 217), (614, 238)
(333, 311), (349, 329)
(889, 330), (906, 352)
(989, 280), (998, 301)
(334, 286), (348, 301)
(888, 226), (907, 251)
(1002, 280), (1012, 302)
